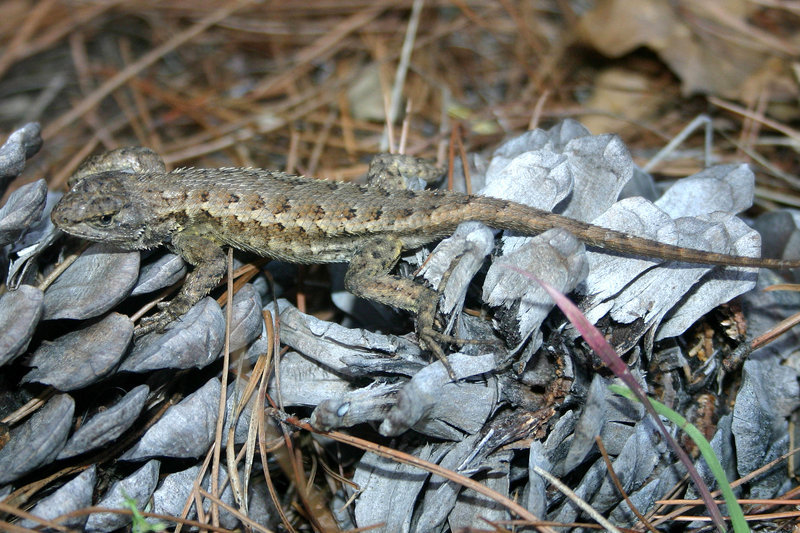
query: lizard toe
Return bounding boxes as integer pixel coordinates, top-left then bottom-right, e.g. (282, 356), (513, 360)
(417, 327), (457, 380)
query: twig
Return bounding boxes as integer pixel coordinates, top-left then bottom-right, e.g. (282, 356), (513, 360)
(43, 0), (254, 139)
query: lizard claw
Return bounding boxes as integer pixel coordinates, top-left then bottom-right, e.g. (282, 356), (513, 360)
(135, 295), (197, 337)
(415, 298), (501, 380)
(135, 307), (179, 337)
(418, 328), (502, 375)
(134, 316), (166, 337)
(417, 318), (505, 381)
(417, 327), (458, 380)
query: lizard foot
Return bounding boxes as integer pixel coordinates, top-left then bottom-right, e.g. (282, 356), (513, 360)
(416, 295), (503, 379)
(135, 313), (172, 337)
(134, 301), (184, 337)
(417, 327), (458, 380)
(417, 326), (502, 380)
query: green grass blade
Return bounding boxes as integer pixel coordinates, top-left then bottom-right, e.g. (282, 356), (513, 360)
(609, 384), (749, 533)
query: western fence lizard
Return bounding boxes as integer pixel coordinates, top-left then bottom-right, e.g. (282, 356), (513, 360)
(51, 147), (800, 361)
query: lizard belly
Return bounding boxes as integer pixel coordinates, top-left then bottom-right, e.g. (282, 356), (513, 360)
(220, 231), (365, 264)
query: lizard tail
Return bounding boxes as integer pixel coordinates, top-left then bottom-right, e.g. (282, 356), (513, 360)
(467, 196), (800, 269)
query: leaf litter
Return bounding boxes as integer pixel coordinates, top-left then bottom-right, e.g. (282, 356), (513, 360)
(1, 3), (800, 531)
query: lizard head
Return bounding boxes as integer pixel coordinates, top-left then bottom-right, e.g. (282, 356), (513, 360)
(51, 172), (169, 250)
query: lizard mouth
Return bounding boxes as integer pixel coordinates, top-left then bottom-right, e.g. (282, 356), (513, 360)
(50, 202), (75, 229)
(53, 221), (104, 241)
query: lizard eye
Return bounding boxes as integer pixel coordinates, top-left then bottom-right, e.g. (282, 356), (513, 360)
(96, 214), (114, 227)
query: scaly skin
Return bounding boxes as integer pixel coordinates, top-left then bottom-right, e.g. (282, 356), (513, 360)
(51, 148), (800, 366)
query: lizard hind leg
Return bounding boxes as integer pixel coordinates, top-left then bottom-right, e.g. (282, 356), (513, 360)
(344, 237), (459, 377)
(365, 153), (444, 190)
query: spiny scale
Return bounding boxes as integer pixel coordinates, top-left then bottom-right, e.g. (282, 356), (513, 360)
(136, 166), (799, 269)
(50, 147), (800, 345)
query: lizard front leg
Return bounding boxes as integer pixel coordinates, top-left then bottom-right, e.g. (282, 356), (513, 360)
(136, 232), (226, 335)
(344, 237), (453, 373)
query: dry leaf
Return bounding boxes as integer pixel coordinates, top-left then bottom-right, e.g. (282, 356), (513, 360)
(578, 0), (799, 101)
